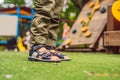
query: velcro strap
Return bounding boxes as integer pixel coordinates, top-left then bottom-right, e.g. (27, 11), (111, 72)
(55, 52), (65, 59)
(32, 44), (45, 51)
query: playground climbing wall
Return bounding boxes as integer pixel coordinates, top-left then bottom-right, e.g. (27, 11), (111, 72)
(61, 0), (114, 51)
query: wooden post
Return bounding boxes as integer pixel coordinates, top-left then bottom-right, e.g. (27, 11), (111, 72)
(104, 6), (120, 53)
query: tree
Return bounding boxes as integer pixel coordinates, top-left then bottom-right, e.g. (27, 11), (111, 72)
(4, 0), (25, 7)
(0, 4), (2, 8)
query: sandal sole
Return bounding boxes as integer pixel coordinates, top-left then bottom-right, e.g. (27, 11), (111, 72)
(61, 58), (71, 61)
(28, 56), (61, 62)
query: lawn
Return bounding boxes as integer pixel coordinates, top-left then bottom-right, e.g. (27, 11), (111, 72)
(0, 51), (120, 80)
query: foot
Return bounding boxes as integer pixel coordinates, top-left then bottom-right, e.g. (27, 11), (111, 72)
(28, 45), (61, 62)
(49, 49), (71, 61)
(38, 47), (61, 61)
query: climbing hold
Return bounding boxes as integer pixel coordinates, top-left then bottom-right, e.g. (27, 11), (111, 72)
(64, 39), (72, 45)
(88, 15), (92, 19)
(82, 22), (86, 27)
(79, 18), (84, 23)
(72, 29), (77, 34)
(89, 2), (95, 8)
(94, 4), (101, 11)
(87, 12), (91, 16)
(85, 30), (92, 37)
(81, 27), (88, 32)
(100, 7), (106, 13)
(112, 0), (120, 22)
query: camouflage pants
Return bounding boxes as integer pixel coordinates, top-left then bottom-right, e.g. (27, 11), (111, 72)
(30, 0), (64, 47)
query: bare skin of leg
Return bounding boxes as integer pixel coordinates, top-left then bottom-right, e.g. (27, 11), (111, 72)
(38, 47), (60, 61)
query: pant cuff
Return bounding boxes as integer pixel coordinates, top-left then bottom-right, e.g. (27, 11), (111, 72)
(46, 39), (56, 47)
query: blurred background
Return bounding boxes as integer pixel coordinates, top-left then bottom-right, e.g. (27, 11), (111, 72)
(0, 0), (87, 51)
(0, 0), (119, 53)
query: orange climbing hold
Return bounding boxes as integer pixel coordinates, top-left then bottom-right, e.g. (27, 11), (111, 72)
(64, 39), (72, 45)
(81, 27), (88, 32)
(94, 4), (101, 11)
(85, 30), (92, 37)
(89, 2), (95, 8)
(79, 18), (84, 23)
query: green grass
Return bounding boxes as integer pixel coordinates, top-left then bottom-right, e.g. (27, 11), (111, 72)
(0, 51), (120, 80)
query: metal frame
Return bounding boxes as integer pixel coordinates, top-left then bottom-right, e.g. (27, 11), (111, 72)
(0, 7), (34, 45)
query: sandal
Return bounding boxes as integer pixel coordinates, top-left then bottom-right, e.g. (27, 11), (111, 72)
(28, 44), (61, 62)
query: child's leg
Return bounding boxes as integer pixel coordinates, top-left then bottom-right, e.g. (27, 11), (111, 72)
(29, 0), (61, 62)
(30, 0), (56, 45)
(46, 0), (64, 47)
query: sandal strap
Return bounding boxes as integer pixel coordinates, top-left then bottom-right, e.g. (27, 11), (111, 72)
(52, 51), (65, 59)
(46, 46), (55, 50)
(40, 53), (51, 59)
(36, 50), (51, 59)
(32, 51), (40, 58)
(32, 44), (46, 51)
